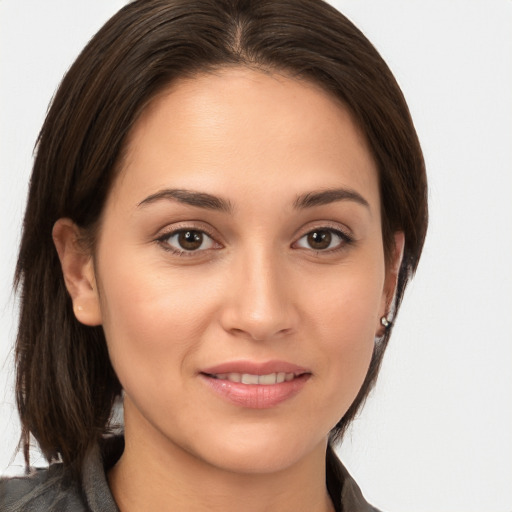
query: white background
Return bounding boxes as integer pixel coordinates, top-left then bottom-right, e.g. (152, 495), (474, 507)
(1, 1), (511, 511)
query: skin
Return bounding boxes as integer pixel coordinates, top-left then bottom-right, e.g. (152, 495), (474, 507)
(54, 68), (404, 512)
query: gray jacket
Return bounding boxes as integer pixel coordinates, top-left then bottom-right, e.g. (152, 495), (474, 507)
(0, 438), (379, 512)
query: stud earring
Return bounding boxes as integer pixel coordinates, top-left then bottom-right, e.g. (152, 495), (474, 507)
(76, 305), (84, 312)
(380, 315), (392, 328)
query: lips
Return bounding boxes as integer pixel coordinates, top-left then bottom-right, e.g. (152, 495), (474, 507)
(200, 361), (311, 409)
(209, 372), (297, 384)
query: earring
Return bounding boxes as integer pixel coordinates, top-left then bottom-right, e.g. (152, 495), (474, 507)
(76, 305), (84, 312)
(380, 315), (392, 328)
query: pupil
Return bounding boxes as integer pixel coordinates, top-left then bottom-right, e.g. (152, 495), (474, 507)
(308, 230), (331, 250)
(178, 230), (203, 250)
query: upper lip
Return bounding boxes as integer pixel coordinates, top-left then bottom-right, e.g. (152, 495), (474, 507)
(201, 360), (309, 376)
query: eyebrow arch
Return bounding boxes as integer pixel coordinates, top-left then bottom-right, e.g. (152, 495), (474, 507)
(293, 188), (370, 211)
(137, 188), (233, 213)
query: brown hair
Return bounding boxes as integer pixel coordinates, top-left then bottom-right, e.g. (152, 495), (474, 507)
(15, 0), (427, 475)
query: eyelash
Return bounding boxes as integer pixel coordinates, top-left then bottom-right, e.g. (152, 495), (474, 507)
(293, 227), (354, 254)
(156, 227), (220, 257)
(155, 225), (353, 257)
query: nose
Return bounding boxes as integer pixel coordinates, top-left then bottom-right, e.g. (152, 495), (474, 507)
(219, 250), (298, 342)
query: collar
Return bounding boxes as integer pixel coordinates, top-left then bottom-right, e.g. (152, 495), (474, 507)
(81, 437), (378, 512)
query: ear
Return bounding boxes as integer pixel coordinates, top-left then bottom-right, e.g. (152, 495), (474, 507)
(379, 231), (405, 326)
(52, 218), (102, 326)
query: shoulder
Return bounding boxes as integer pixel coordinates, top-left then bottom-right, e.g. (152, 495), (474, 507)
(0, 464), (87, 512)
(0, 437), (122, 512)
(326, 445), (382, 512)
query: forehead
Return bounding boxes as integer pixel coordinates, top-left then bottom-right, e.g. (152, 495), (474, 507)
(112, 67), (379, 211)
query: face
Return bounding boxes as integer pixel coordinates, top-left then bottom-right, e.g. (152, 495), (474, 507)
(71, 68), (401, 474)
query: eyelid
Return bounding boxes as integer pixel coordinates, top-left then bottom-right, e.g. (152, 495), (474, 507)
(294, 220), (354, 240)
(154, 220), (220, 240)
(154, 222), (223, 255)
(292, 222), (355, 252)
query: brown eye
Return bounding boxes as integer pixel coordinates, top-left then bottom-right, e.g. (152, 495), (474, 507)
(161, 229), (216, 253)
(178, 230), (203, 250)
(307, 230), (332, 250)
(295, 228), (350, 252)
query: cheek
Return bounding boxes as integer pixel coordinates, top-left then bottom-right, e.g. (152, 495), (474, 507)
(95, 254), (218, 391)
(305, 257), (385, 341)
(301, 261), (385, 410)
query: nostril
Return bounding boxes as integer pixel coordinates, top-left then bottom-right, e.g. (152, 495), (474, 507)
(219, 282), (299, 341)
(228, 325), (294, 342)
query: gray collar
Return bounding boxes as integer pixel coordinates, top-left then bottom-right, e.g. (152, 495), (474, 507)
(1, 437), (379, 512)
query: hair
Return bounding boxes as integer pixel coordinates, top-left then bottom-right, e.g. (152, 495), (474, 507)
(14, 0), (427, 476)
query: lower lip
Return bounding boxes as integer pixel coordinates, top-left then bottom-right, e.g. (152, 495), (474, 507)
(200, 374), (310, 409)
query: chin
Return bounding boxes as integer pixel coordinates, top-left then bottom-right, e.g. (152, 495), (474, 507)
(187, 426), (328, 475)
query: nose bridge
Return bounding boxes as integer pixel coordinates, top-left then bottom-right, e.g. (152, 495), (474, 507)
(223, 242), (296, 341)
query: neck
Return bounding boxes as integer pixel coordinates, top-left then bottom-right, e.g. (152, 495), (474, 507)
(108, 410), (334, 512)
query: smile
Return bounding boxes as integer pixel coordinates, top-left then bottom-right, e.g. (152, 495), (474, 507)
(200, 361), (311, 409)
(208, 372), (298, 385)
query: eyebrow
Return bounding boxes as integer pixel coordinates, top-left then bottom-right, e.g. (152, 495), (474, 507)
(137, 188), (233, 213)
(137, 186), (369, 214)
(293, 188), (370, 211)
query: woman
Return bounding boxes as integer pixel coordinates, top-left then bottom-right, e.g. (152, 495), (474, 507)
(0, 0), (427, 511)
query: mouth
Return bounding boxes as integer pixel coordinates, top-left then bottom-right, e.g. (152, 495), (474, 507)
(204, 372), (302, 385)
(199, 361), (311, 408)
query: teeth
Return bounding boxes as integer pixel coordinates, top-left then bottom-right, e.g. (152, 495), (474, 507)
(258, 373), (277, 385)
(241, 374), (259, 384)
(212, 372), (298, 385)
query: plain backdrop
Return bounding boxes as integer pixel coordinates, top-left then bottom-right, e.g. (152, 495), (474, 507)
(1, 1), (511, 511)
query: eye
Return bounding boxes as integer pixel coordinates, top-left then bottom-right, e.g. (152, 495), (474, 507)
(160, 229), (216, 253)
(294, 228), (351, 251)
